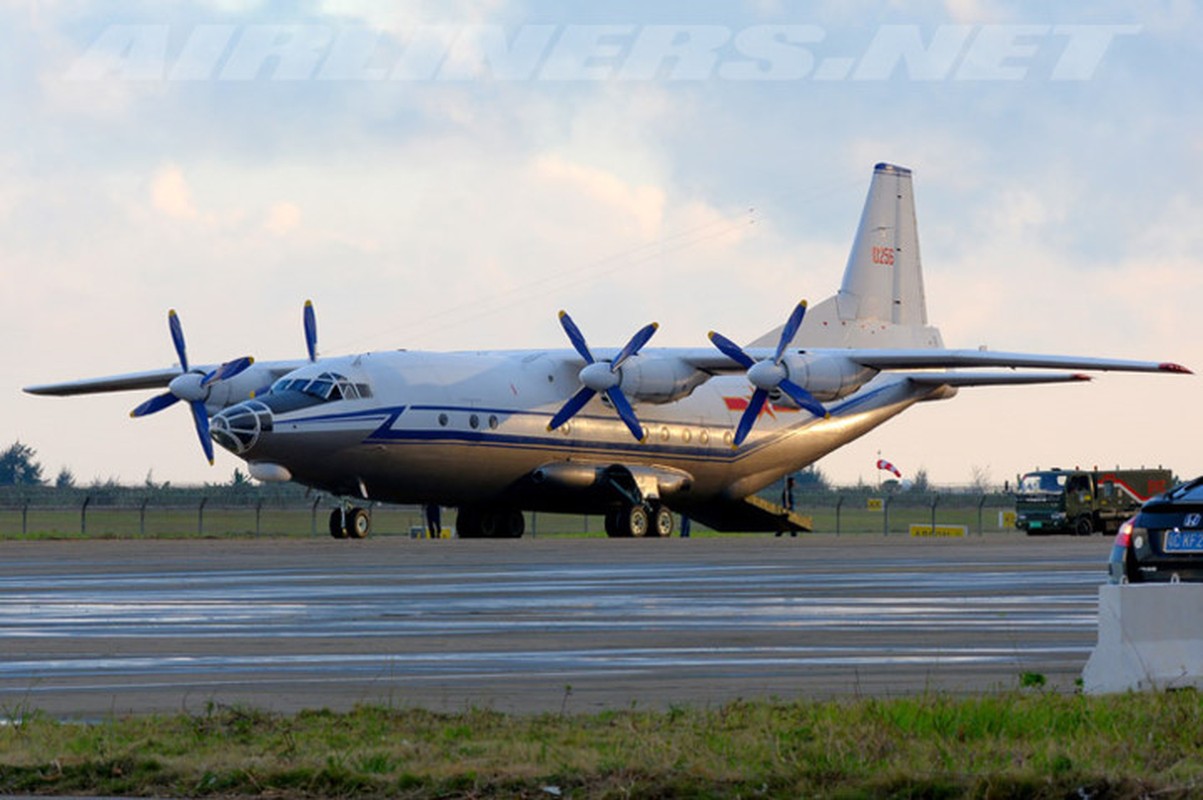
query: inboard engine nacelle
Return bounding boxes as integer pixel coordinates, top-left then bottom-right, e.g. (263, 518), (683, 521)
(777, 353), (877, 402)
(613, 355), (708, 404)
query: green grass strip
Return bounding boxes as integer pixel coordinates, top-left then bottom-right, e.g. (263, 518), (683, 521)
(3, 693), (1201, 798)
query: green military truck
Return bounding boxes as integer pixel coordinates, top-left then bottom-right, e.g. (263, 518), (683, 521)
(1015, 467), (1173, 536)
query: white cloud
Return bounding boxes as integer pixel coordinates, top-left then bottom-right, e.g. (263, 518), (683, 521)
(150, 163), (199, 220)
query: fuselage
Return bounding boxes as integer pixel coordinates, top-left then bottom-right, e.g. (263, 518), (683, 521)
(211, 348), (941, 512)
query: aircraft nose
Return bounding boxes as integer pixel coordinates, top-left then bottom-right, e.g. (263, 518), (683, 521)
(211, 400), (273, 455)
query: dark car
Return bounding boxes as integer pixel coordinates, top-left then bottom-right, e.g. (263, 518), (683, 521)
(1109, 476), (1203, 584)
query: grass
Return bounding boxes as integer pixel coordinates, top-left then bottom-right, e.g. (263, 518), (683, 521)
(3, 693), (1201, 798)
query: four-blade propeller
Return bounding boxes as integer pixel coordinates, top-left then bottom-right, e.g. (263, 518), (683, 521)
(129, 309), (254, 464)
(708, 300), (829, 447)
(548, 311), (659, 442)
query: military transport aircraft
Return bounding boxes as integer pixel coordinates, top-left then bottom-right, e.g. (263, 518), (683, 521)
(25, 164), (1191, 539)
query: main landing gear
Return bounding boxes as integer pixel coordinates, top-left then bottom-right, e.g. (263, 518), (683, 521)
(456, 507), (525, 539)
(329, 505), (371, 539)
(604, 501), (674, 538)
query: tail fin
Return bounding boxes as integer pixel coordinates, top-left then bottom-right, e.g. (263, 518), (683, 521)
(752, 163), (944, 350)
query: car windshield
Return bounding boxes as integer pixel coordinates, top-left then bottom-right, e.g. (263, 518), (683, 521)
(1020, 473), (1066, 495)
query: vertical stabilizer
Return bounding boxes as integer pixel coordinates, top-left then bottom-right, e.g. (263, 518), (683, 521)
(838, 163), (927, 327)
(751, 163), (943, 350)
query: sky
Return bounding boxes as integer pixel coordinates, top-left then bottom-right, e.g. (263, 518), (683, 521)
(2, 0), (1200, 490)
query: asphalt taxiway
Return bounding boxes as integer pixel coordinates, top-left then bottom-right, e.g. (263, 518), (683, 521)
(0, 535), (1112, 717)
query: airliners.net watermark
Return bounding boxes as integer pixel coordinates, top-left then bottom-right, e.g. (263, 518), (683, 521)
(65, 23), (1141, 82)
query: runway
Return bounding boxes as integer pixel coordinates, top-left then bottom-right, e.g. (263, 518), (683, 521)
(0, 535), (1111, 718)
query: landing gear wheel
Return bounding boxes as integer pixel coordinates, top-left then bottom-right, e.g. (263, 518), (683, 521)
(347, 507), (371, 539)
(604, 508), (626, 538)
(457, 508), (481, 539)
(328, 508), (348, 540)
(500, 509), (525, 539)
(1074, 516), (1094, 536)
(626, 504), (651, 538)
(652, 505), (674, 538)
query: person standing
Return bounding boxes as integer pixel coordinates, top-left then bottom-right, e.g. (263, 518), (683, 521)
(425, 503), (441, 539)
(776, 475), (797, 537)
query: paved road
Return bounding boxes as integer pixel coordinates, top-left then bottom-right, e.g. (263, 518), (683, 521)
(0, 535), (1112, 718)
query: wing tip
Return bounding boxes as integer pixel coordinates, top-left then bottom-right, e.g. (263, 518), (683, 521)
(1160, 362), (1193, 375)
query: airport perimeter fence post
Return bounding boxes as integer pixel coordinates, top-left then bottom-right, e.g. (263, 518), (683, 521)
(835, 495), (844, 535)
(139, 498), (149, 536)
(21, 501), (28, 536)
(930, 494), (939, 535)
(311, 497), (321, 536)
(977, 494), (987, 535)
(883, 495), (891, 536)
(197, 497), (207, 536)
(80, 495), (91, 537)
(255, 499), (263, 536)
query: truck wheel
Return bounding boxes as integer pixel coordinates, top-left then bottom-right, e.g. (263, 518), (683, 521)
(1074, 516), (1094, 536)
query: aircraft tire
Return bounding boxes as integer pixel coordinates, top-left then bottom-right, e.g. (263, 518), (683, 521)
(456, 508), (482, 539)
(652, 505), (674, 538)
(626, 504), (651, 538)
(500, 509), (525, 538)
(604, 509), (626, 538)
(328, 509), (348, 540)
(347, 507), (371, 539)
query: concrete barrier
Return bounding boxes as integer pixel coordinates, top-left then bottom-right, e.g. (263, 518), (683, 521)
(1082, 583), (1203, 694)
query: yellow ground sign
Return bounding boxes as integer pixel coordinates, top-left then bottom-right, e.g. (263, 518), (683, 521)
(909, 524), (967, 538)
(867, 498), (884, 511)
(999, 511), (1017, 528)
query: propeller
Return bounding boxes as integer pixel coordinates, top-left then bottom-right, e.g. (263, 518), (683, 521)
(130, 309), (254, 464)
(303, 299), (317, 362)
(548, 311), (659, 442)
(708, 300), (829, 447)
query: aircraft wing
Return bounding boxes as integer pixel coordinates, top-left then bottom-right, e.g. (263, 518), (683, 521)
(670, 347), (1191, 376)
(24, 368), (185, 396)
(24, 359), (310, 397)
(904, 371), (1092, 387)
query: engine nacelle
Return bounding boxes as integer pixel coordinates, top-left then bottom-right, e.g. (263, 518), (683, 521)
(778, 353), (877, 401)
(613, 355), (707, 404)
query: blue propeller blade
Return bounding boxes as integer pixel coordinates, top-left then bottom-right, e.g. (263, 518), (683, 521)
(611, 322), (659, 372)
(201, 356), (254, 388)
(734, 388), (769, 447)
(558, 311), (594, 364)
(130, 392), (180, 418)
(774, 300), (807, 364)
(779, 378), (829, 419)
(707, 331), (756, 369)
(548, 386), (596, 431)
(605, 388), (645, 442)
(189, 400), (215, 465)
(551, 312), (657, 441)
(304, 299), (318, 363)
(168, 309), (189, 372)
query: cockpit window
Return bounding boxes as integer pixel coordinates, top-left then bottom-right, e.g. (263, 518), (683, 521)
(268, 372), (367, 404)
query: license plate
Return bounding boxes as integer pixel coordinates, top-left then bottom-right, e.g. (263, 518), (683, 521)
(1029, 521), (1043, 529)
(1164, 530), (1203, 553)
